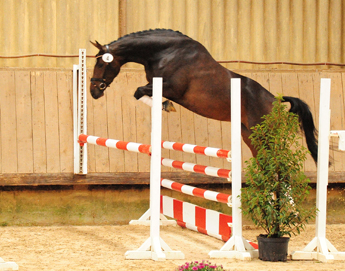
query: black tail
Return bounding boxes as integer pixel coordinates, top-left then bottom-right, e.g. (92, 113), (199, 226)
(282, 96), (318, 163)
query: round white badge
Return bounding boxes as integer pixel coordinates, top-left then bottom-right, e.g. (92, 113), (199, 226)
(102, 53), (114, 63)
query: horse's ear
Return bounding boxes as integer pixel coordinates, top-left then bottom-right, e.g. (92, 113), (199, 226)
(90, 40), (103, 50)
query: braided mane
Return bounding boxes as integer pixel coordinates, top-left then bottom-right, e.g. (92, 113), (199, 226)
(109, 29), (188, 45)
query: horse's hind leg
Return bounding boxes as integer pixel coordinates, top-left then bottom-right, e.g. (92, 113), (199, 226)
(241, 124), (257, 158)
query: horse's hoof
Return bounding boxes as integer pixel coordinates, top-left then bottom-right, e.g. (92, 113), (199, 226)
(162, 100), (176, 112)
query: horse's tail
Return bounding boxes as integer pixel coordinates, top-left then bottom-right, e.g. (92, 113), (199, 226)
(282, 96), (318, 163)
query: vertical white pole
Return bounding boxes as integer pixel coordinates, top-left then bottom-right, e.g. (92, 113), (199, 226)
(73, 64), (80, 174)
(230, 78), (244, 249)
(291, 78), (345, 261)
(316, 78), (331, 241)
(210, 78), (254, 260)
(150, 77), (165, 260)
(125, 78), (184, 260)
(77, 49), (88, 174)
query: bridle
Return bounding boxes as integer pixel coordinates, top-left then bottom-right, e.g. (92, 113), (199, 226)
(91, 45), (113, 91)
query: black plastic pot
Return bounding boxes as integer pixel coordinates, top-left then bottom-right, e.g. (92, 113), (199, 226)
(257, 235), (290, 262)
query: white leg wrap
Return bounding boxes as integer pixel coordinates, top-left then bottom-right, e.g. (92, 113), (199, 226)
(139, 95), (153, 107)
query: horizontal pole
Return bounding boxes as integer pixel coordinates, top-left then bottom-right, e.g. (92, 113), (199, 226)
(161, 158), (231, 178)
(78, 134), (151, 154)
(79, 134), (232, 160)
(161, 179), (231, 204)
(162, 141), (230, 159)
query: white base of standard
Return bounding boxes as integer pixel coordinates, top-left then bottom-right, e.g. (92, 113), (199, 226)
(208, 235), (258, 260)
(125, 237), (184, 261)
(128, 209), (177, 226)
(0, 258), (18, 270)
(291, 237), (345, 263)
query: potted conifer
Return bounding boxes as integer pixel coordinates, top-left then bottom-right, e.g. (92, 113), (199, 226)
(241, 96), (317, 262)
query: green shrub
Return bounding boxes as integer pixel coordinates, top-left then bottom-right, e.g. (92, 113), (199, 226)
(241, 95), (317, 237)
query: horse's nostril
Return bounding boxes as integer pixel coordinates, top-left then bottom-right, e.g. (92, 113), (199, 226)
(99, 82), (107, 90)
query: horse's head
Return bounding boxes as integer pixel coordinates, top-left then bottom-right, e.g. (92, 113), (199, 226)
(90, 41), (121, 99)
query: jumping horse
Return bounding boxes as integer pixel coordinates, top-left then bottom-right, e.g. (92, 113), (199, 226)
(90, 29), (318, 162)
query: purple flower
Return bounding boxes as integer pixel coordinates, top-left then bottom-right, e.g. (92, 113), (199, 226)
(192, 267), (198, 271)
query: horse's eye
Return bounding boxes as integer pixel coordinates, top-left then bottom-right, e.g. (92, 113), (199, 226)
(97, 62), (105, 68)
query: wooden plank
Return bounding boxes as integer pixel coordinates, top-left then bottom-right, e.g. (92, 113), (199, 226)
(277, 0), (292, 69)
(121, 71), (139, 172)
(193, 114), (210, 168)
(31, 71), (47, 173)
(91, 79), (110, 173)
(180, 106), (197, 164)
(0, 171), (343, 186)
(254, 72), (270, 90)
(133, 72), (151, 172)
(44, 71), (61, 173)
(297, 72), (317, 171)
(172, 0), (186, 33)
(268, 72), (283, 97)
(165, 103), (183, 172)
(106, 72), (125, 172)
(198, 0), (212, 52)
(220, 121), (231, 170)
(0, 71), (17, 173)
(159, 0), (173, 28)
(15, 70), (33, 173)
(211, 0), (225, 60)
(290, 0), (303, 63)
(57, 71), (73, 173)
(0, 78), (1, 173)
(207, 119), (224, 169)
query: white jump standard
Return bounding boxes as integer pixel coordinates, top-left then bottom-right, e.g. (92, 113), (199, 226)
(124, 78), (184, 261)
(75, 76), (256, 259)
(291, 78), (345, 262)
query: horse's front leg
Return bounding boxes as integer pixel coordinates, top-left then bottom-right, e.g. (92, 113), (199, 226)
(134, 84), (176, 112)
(134, 84), (153, 100)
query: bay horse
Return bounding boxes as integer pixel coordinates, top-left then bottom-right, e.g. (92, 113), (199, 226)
(90, 29), (318, 162)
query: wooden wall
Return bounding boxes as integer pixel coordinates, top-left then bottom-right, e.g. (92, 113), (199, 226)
(0, 68), (345, 185)
(1, 0), (344, 69)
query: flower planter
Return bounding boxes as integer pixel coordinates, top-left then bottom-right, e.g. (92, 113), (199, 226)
(257, 235), (290, 262)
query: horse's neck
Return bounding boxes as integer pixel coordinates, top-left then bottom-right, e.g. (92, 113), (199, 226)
(112, 39), (156, 66)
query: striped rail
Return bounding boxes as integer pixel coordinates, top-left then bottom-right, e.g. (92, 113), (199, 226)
(79, 134), (232, 179)
(162, 141), (231, 159)
(161, 195), (231, 241)
(161, 195), (258, 249)
(78, 134), (151, 154)
(79, 135), (232, 159)
(161, 179), (231, 205)
(161, 158), (231, 178)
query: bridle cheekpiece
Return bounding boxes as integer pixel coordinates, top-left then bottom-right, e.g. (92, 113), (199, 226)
(91, 45), (114, 91)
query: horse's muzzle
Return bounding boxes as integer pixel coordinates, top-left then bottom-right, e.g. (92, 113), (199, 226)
(90, 83), (105, 99)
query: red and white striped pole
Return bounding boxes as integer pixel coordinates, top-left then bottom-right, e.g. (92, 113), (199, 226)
(162, 141), (231, 159)
(161, 158), (231, 178)
(78, 134), (151, 154)
(161, 179), (231, 205)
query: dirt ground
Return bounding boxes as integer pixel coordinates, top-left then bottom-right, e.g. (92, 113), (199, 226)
(0, 224), (344, 271)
